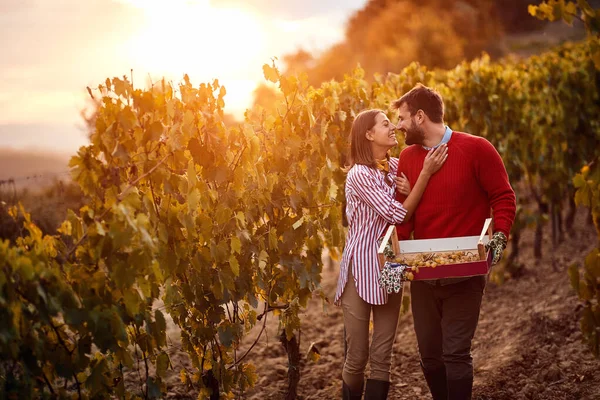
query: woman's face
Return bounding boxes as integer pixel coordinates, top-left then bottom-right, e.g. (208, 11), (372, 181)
(366, 112), (397, 150)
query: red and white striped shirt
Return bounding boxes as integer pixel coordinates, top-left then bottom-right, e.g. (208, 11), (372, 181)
(334, 158), (408, 305)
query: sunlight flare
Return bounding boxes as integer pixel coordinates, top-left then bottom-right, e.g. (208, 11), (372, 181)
(122, 0), (265, 113)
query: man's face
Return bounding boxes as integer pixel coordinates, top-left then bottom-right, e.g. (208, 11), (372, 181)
(396, 103), (424, 146)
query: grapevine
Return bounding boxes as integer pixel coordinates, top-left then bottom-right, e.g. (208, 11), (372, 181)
(0, 35), (599, 400)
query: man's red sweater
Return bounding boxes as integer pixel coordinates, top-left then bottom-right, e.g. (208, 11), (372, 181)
(396, 131), (516, 241)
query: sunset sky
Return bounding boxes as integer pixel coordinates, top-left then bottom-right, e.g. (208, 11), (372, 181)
(0, 0), (366, 154)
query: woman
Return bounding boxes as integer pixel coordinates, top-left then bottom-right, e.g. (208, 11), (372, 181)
(335, 109), (447, 400)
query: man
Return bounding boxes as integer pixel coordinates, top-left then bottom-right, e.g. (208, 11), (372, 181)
(392, 84), (516, 400)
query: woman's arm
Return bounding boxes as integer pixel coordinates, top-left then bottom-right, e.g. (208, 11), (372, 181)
(347, 168), (408, 225)
(347, 145), (446, 225)
(400, 144), (447, 221)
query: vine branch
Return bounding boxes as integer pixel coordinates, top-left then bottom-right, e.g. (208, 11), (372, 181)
(227, 302), (269, 370)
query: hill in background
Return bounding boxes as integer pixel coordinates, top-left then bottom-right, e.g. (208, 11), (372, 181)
(252, 0), (590, 109)
(0, 148), (71, 191)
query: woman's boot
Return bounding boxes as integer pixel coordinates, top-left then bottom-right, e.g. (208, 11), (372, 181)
(363, 379), (389, 400)
(342, 380), (364, 400)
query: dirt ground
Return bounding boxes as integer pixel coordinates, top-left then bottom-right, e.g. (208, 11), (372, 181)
(150, 211), (600, 400)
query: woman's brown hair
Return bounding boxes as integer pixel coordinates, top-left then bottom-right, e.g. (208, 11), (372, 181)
(344, 109), (386, 171)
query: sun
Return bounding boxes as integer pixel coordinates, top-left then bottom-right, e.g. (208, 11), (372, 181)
(122, 0), (265, 116)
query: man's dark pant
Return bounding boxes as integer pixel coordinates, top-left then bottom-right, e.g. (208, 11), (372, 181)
(411, 276), (486, 399)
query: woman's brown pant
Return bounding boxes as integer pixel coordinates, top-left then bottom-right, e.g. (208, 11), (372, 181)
(341, 271), (403, 391)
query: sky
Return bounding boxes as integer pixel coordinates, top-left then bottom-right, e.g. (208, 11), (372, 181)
(0, 0), (366, 155)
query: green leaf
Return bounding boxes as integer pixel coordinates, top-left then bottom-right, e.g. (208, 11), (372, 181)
(57, 220), (72, 236)
(188, 137), (204, 165)
(579, 281), (593, 301)
(215, 205), (231, 226)
(218, 323), (235, 347)
(329, 181), (339, 200)
(146, 121), (164, 142)
(578, 0), (596, 17)
(249, 135), (261, 159)
(229, 254), (240, 277)
(155, 309), (167, 337)
(119, 106), (137, 132)
(262, 63), (279, 83)
(188, 188), (200, 214)
(183, 109), (194, 128)
(235, 211), (246, 227)
(240, 364), (258, 388)
(156, 353), (170, 378)
(116, 345), (134, 369)
(86, 358), (109, 397)
(258, 250), (269, 271)
(528, 4), (539, 17)
(564, 1), (578, 16)
(584, 249), (600, 279)
(306, 342), (321, 363)
(113, 77), (128, 97)
(187, 160), (197, 193)
(292, 217), (304, 230)
(95, 221), (106, 236)
(147, 377), (162, 399)
(219, 268), (235, 291)
(139, 278), (152, 298)
(268, 229), (278, 250)
(231, 237), (242, 254)
(76, 372), (88, 384)
(113, 262), (135, 290)
(307, 106), (316, 128)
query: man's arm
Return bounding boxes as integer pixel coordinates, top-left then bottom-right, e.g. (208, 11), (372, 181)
(475, 137), (516, 238)
(475, 138), (516, 264)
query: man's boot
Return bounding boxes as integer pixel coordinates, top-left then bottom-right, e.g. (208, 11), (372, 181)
(423, 366), (448, 400)
(447, 377), (473, 400)
(363, 379), (390, 400)
(342, 380), (363, 400)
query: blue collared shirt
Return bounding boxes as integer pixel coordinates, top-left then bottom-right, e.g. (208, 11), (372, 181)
(422, 126), (453, 150)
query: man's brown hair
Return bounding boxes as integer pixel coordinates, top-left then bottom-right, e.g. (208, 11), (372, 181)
(391, 83), (444, 123)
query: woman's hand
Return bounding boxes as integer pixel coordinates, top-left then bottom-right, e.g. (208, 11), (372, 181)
(395, 172), (411, 196)
(422, 144), (448, 176)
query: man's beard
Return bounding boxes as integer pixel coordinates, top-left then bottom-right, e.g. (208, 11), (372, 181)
(404, 119), (425, 145)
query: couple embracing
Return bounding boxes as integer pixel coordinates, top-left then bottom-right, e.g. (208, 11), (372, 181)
(335, 84), (516, 400)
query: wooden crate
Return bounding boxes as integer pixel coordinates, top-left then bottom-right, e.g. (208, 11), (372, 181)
(377, 218), (493, 280)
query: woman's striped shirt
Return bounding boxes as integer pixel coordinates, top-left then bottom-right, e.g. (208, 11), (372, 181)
(334, 158), (408, 305)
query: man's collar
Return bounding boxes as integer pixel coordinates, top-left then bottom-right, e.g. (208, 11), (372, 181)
(422, 126), (452, 150)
